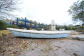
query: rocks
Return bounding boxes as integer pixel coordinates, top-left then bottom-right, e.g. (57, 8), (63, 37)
(71, 34), (84, 41)
(73, 53), (79, 56)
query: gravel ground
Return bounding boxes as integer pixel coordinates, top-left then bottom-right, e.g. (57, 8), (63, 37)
(19, 39), (83, 56)
(0, 34), (84, 56)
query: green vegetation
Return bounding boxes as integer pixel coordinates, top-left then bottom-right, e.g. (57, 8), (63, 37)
(0, 20), (19, 30)
(0, 19), (81, 31)
(6, 25), (19, 28)
(69, 0), (84, 32)
(76, 26), (84, 32)
(56, 25), (77, 30)
(69, 0), (84, 22)
(0, 20), (7, 30)
(0, 19), (77, 30)
(0, 30), (11, 37)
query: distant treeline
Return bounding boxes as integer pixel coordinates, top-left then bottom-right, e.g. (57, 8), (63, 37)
(0, 17), (84, 31)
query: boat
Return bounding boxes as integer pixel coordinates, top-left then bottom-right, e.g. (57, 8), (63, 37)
(7, 28), (71, 38)
(72, 35), (84, 41)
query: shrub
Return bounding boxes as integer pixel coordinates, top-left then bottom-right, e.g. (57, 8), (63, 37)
(0, 20), (7, 30)
(76, 26), (84, 32)
(7, 25), (19, 28)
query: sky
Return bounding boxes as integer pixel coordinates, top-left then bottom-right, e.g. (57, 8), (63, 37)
(13, 0), (78, 25)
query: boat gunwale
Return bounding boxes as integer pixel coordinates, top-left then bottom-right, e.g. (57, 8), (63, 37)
(7, 28), (71, 35)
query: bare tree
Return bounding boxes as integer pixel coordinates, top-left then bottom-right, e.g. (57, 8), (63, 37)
(0, 0), (18, 19)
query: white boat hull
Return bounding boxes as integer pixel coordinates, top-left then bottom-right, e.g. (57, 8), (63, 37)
(7, 28), (71, 38)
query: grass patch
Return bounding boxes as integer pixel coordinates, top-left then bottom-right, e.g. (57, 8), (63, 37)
(0, 30), (11, 37)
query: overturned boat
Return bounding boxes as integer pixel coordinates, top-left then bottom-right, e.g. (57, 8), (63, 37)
(7, 28), (71, 38)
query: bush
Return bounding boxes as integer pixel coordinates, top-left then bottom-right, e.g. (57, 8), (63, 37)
(77, 26), (84, 32)
(0, 20), (7, 30)
(7, 25), (19, 28)
(0, 20), (19, 30)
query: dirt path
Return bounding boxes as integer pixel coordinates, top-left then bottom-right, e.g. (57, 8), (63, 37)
(0, 34), (84, 56)
(19, 39), (83, 56)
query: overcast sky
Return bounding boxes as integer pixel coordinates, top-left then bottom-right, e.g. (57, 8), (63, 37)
(13, 0), (78, 25)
